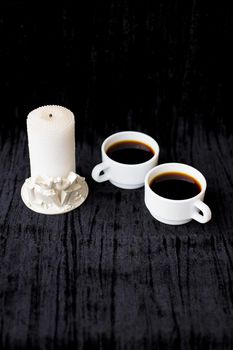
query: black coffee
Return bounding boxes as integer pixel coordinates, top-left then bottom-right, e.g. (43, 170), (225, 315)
(106, 140), (154, 164)
(149, 172), (201, 200)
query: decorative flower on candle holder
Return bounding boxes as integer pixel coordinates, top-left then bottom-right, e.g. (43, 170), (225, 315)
(21, 105), (89, 214)
(22, 172), (88, 214)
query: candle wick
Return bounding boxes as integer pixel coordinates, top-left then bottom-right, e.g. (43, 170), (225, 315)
(49, 114), (53, 118)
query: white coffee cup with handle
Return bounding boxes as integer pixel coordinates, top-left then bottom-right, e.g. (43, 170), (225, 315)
(145, 163), (212, 225)
(92, 131), (159, 189)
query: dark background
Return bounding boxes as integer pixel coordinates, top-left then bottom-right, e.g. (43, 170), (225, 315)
(0, 1), (233, 349)
(0, 1), (230, 136)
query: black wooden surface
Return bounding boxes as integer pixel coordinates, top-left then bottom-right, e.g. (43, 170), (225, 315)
(0, 1), (232, 349)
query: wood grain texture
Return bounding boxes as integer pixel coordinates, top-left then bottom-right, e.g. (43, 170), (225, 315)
(0, 0), (232, 349)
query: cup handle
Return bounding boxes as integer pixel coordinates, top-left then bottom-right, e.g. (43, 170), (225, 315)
(192, 199), (212, 224)
(91, 162), (110, 183)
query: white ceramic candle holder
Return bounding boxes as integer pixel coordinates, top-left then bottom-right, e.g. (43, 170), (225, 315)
(21, 105), (88, 215)
(21, 172), (88, 215)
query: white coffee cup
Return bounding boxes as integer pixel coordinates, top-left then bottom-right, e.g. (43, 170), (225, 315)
(145, 163), (212, 225)
(91, 131), (159, 189)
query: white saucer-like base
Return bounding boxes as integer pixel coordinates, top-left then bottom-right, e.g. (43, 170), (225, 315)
(21, 173), (88, 215)
(109, 180), (144, 189)
(149, 211), (191, 225)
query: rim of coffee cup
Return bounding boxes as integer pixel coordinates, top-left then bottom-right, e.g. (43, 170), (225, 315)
(101, 131), (159, 167)
(145, 163), (207, 203)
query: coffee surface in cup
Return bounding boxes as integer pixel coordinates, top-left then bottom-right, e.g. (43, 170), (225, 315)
(149, 172), (201, 200)
(106, 140), (154, 164)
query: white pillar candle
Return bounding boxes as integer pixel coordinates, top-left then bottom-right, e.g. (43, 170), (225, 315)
(27, 105), (75, 179)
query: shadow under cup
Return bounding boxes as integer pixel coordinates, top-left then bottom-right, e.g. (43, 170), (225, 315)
(144, 163), (212, 225)
(91, 131), (159, 189)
